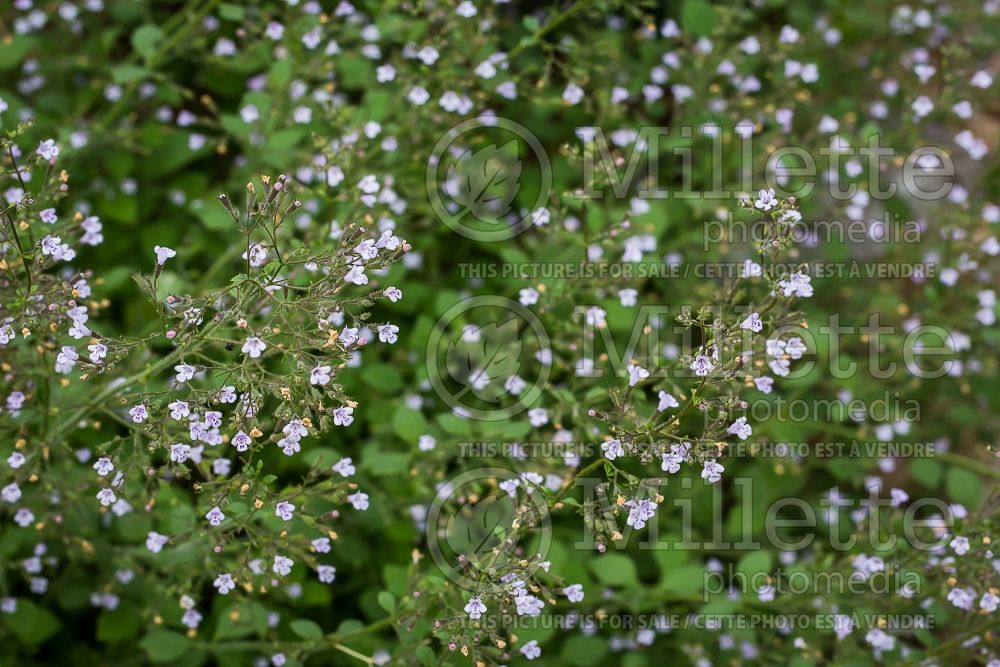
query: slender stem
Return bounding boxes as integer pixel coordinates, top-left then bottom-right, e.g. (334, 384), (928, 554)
(508, 0), (597, 59)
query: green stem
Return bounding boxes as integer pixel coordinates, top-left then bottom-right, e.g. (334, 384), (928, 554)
(508, 0), (597, 59)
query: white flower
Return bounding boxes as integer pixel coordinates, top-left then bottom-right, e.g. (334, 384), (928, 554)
(601, 439), (624, 461)
(690, 355), (714, 377)
(407, 86), (430, 105)
(981, 592), (999, 613)
(168, 400), (190, 420)
(55, 346), (79, 374)
(332, 457), (355, 477)
(275, 501), (296, 521)
(232, 431), (252, 452)
(520, 640), (542, 660)
(146, 531), (168, 553)
(377, 324), (399, 344)
(88, 343), (108, 363)
(273, 555), (294, 576)
(154, 245), (176, 265)
(562, 83), (584, 105)
(93, 457), (114, 476)
(37, 139), (60, 160)
(657, 391), (679, 411)
(205, 506), (226, 526)
(527, 407), (548, 427)
(348, 492), (369, 510)
(96, 488), (117, 506)
(754, 188), (777, 211)
(754, 376), (774, 394)
(778, 271), (813, 298)
(174, 364), (196, 383)
(242, 336), (267, 359)
(627, 362), (649, 387)
(530, 207), (550, 226)
(214, 573), (236, 595)
(625, 499), (658, 529)
(514, 593), (545, 617)
(333, 406), (354, 426)
(947, 587), (975, 611)
(243, 244), (267, 267)
(661, 442), (690, 474)
(727, 417), (752, 440)
(971, 70), (994, 89)
(169, 443), (191, 463)
(562, 584), (584, 602)
(464, 596), (487, 619)
(619, 288), (638, 307)
(701, 459), (725, 483)
(310, 365), (332, 386)
(344, 264), (368, 285)
(584, 306), (606, 327)
(950, 535), (970, 555)
(418, 435), (436, 452)
(455, 1), (477, 17)
(505, 375), (527, 395)
(740, 312), (763, 332)
(317, 565), (336, 583)
(128, 404), (148, 423)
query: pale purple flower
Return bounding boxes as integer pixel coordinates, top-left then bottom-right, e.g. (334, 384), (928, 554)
(154, 245), (176, 265)
(214, 573), (236, 594)
(242, 336), (267, 359)
(273, 555), (294, 576)
(464, 596), (487, 619)
(205, 506), (226, 526)
(275, 501), (296, 521)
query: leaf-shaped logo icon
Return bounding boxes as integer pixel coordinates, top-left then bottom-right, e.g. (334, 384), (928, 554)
(443, 318), (523, 404)
(444, 492), (516, 562)
(446, 140), (522, 223)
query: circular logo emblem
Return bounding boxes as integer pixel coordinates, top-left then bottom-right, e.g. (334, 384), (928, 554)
(426, 116), (552, 242)
(425, 467), (552, 591)
(426, 295), (551, 422)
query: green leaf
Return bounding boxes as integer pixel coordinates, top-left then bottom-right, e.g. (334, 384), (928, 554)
(590, 554), (638, 587)
(5, 599), (61, 643)
(131, 24), (166, 64)
(97, 606), (142, 642)
(377, 591), (396, 613)
(219, 3), (246, 21)
(213, 602), (270, 641)
(367, 450), (410, 476)
(737, 551), (772, 579)
(392, 407), (428, 442)
(111, 64), (151, 83)
(661, 564), (705, 594)
(0, 36), (35, 70)
(561, 635), (608, 666)
(139, 629), (192, 663)
(415, 646), (436, 666)
(192, 199), (236, 231)
(946, 467), (983, 509)
(360, 364), (402, 392)
(290, 619), (324, 640)
(909, 459), (942, 488)
(680, 0), (716, 37)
